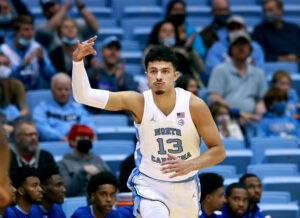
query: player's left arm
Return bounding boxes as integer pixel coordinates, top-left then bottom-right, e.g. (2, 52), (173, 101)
(161, 95), (226, 178)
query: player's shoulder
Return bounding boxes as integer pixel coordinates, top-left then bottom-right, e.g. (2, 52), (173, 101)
(189, 93), (207, 109)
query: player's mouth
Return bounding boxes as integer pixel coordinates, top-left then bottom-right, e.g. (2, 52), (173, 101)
(154, 82), (164, 87)
(103, 205), (112, 210)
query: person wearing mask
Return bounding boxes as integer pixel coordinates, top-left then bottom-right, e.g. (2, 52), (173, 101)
(166, 0), (206, 58)
(257, 88), (300, 138)
(240, 174), (265, 218)
(0, 15), (56, 90)
(199, 173), (225, 218)
(58, 124), (110, 197)
(252, 0), (300, 62)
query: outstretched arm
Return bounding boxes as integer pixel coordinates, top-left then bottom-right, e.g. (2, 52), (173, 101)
(72, 36), (144, 122)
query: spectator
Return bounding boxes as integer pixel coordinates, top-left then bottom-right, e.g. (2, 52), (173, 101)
(0, 178), (16, 216)
(257, 88), (300, 138)
(10, 119), (56, 175)
(33, 73), (95, 141)
(0, 53), (29, 116)
(58, 124), (110, 197)
(36, 0), (98, 52)
(119, 154), (135, 193)
(5, 166), (43, 217)
(210, 102), (244, 140)
(50, 17), (92, 76)
(201, 0), (230, 50)
(34, 165), (66, 217)
(176, 75), (199, 96)
(271, 70), (299, 117)
(252, 0), (300, 62)
(222, 183), (249, 218)
(208, 31), (268, 115)
(166, 0), (206, 58)
(71, 172), (134, 218)
(0, 15), (56, 90)
(205, 15), (265, 76)
(146, 21), (205, 88)
(240, 174), (265, 218)
(199, 173), (225, 218)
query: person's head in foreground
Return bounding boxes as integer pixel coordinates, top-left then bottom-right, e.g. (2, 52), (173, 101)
(175, 75), (198, 96)
(88, 171), (118, 217)
(225, 182), (249, 217)
(264, 87), (287, 117)
(144, 46), (179, 96)
(239, 174), (262, 206)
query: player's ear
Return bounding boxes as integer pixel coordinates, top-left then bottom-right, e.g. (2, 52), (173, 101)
(174, 71), (179, 82)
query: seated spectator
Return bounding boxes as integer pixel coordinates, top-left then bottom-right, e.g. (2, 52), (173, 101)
(58, 124), (110, 197)
(33, 73), (95, 141)
(119, 154), (135, 193)
(257, 88), (300, 138)
(50, 18), (92, 76)
(0, 15), (56, 90)
(240, 174), (265, 218)
(0, 178), (16, 216)
(271, 70), (299, 117)
(36, 0), (98, 52)
(208, 31), (268, 115)
(222, 183), (249, 218)
(34, 165), (66, 217)
(205, 15), (265, 76)
(71, 171), (134, 218)
(252, 0), (300, 62)
(0, 53), (29, 116)
(211, 102), (244, 140)
(176, 75), (199, 96)
(146, 21), (205, 88)
(199, 173), (225, 218)
(201, 0), (231, 50)
(4, 166), (43, 217)
(166, 0), (206, 58)
(10, 119), (56, 175)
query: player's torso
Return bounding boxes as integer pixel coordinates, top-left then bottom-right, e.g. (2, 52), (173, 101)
(135, 88), (201, 182)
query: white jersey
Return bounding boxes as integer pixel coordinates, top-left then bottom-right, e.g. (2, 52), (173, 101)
(134, 87), (201, 182)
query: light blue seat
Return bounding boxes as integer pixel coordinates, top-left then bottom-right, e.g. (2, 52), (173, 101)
(85, 114), (129, 128)
(26, 0), (41, 7)
(97, 127), (136, 141)
(198, 88), (209, 105)
(265, 149), (300, 170)
(265, 61), (299, 76)
(133, 27), (152, 48)
(124, 6), (163, 19)
(121, 51), (143, 64)
(260, 191), (291, 204)
(283, 16), (300, 27)
(98, 28), (124, 40)
(247, 163), (299, 178)
(291, 74), (300, 99)
(198, 165), (237, 179)
(62, 196), (87, 218)
(250, 137), (298, 163)
(284, 5), (300, 17)
(186, 6), (210, 18)
(259, 203), (299, 218)
(228, 0), (257, 5)
(230, 5), (262, 17)
(39, 141), (71, 162)
(221, 149), (253, 174)
(162, 0), (208, 7)
(26, 89), (52, 113)
(222, 139), (246, 150)
(96, 18), (118, 28)
(72, 7), (112, 18)
(121, 40), (141, 52)
(125, 64), (144, 76)
(82, 0), (106, 7)
(186, 17), (213, 29)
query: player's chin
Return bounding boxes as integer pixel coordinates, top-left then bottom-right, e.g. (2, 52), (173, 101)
(154, 89), (165, 95)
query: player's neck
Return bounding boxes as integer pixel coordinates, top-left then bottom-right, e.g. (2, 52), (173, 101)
(152, 88), (176, 116)
(201, 201), (215, 216)
(17, 198), (32, 214)
(41, 199), (53, 212)
(92, 205), (106, 218)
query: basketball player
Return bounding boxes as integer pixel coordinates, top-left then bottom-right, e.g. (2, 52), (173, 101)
(72, 36), (226, 218)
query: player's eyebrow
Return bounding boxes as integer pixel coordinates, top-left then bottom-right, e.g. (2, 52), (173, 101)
(149, 67), (171, 70)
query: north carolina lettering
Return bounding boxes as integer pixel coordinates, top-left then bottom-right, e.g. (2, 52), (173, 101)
(154, 128), (182, 136)
(151, 152), (192, 163)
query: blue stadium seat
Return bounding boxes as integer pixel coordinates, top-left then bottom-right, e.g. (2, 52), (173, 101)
(186, 6), (210, 18)
(97, 127), (136, 141)
(243, 17), (261, 27)
(26, 89), (52, 113)
(125, 64), (144, 76)
(291, 74), (300, 98)
(284, 5), (300, 16)
(123, 6), (163, 19)
(26, 0), (41, 7)
(121, 51), (143, 64)
(259, 203), (299, 218)
(221, 149), (253, 174)
(62, 197), (87, 218)
(228, 0), (258, 5)
(162, 0), (209, 8)
(121, 40), (141, 51)
(97, 18), (118, 28)
(247, 164), (299, 178)
(198, 165), (237, 179)
(98, 28), (124, 40)
(133, 27), (152, 49)
(265, 149), (300, 171)
(198, 88), (209, 105)
(222, 139), (246, 150)
(261, 191), (291, 204)
(39, 141), (71, 161)
(85, 114), (129, 128)
(30, 7), (44, 19)
(82, 0), (106, 7)
(231, 5), (262, 17)
(186, 17), (213, 28)
(250, 137), (298, 163)
(72, 7), (112, 18)
(265, 62), (299, 76)
(283, 16), (300, 27)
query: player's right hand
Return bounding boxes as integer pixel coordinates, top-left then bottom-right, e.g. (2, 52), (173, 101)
(72, 36), (98, 62)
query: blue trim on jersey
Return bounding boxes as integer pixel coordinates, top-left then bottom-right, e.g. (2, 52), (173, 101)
(140, 171), (196, 183)
(195, 175), (201, 213)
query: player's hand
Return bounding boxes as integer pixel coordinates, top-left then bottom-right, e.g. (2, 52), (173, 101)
(72, 36), (97, 62)
(161, 153), (193, 178)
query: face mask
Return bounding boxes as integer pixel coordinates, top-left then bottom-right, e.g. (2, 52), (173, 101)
(18, 37), (32, 47)
(214, 14), (230, 27)
(272, 102), (286, 116)
(169, 14), (186, 26)
(0, 65), (11, 79)
(77, 139), (92, 154)
(166, 37), (176, 46)
(216, 114), (230, 124)
(264, 11), (281, 24)
(61, 37), (78, 45)
(0, 13), (13, 25)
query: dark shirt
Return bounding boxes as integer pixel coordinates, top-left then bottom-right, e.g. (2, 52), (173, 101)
(252, 21), (300, 61)
(246, 204), (265, 218)
(119, 154), (135, 192)
(31, 204), (66, 218)
(222, 205), (249, 218)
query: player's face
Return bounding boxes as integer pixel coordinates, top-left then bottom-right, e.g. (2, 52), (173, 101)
(169, 2), (185, 16)
(43, 175), (66, 204)
(22, 176), (43, 204)
(60, 19), (78, 39)
(146, 61), (179, 95)
(209, 187), (226, 211)
(244, 177), (262, 204)
(15, 123), (38, 155)
(274, 77), (290, 92)
(212, 0), (230, 16)
(263, 0), (283, 16)
(227, 188), (249, 217)
(92, 184), (116, 216)
(51, 80), (71, 106)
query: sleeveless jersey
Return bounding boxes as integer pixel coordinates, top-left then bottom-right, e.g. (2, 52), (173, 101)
(134, 87), (201, 182)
